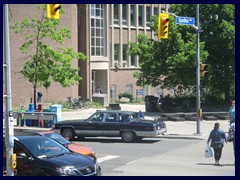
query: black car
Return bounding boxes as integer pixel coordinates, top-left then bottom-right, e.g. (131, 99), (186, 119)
(3, 136), (101, 176)
(52, 110), (167, 142)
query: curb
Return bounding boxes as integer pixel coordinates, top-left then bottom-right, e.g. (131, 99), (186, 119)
(14, 126), (206, 140)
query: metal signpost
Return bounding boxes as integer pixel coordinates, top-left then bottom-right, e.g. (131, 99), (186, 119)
(163, 5), (201, 134)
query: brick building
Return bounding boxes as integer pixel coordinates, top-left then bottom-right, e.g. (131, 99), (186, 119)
(3, 4), (172, 108)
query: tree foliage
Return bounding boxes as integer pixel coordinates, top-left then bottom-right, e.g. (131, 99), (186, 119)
(128, 15), (208, 95)
(171, 4), (235, 103)
(129, 4), (235, 103)
(11, 5), (87, 107)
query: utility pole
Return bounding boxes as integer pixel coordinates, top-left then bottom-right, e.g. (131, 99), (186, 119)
(4, 4), (15, 176)
(196, 4), (201, 134)
(162, 4), (201, 134)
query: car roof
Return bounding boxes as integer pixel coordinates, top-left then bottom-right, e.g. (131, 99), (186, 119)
(96, 110), (138, 114)
(14, 135), (50, 141)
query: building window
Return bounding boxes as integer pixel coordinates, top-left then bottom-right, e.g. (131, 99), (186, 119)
(146, 6), (151, 27)
(130, 5), (136, 26)
(110, 85), (117, 99)
(154, 7), (159, 16)
(122, 4), (128, 26)
(122, 44), (128, 61)
(91, 4), (105, 56)
(114, 4), (119, 25)
(131, 56), (136, 67)
(138, 5), (143, 27)
(126, 84), (133, 94)
(114, 44), (120, 61)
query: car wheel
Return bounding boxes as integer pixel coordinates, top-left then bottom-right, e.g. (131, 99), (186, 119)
(62, 128), (75, 141)
(121, 131), (136, 143)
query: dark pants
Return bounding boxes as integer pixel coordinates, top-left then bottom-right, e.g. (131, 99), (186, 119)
(37, 97), (42, 103)
(213, 147), (223, 162)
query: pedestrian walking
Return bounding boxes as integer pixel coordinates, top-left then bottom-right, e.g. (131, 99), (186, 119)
(227, 122), (235, 164)
(207, 122), (227, 166)
(229, 100), (235, 125)
(37, 92), (43, 103)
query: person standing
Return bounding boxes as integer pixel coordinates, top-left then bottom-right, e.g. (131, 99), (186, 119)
(37, 92), (43, 103)
(227, 122), (235, 164)
(207, 122), (227, 166)
(229, 100), (235, 125)
(97, 87), (103, 94)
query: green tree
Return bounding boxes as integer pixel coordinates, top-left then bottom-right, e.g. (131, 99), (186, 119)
(128, 15), (208, 95)
(171, 4), (235, 103)
(11, 5), (87, 108)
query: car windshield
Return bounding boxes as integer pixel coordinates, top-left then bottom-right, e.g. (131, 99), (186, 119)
(20, 137), (70, 158)
(44, 133), (70, 145)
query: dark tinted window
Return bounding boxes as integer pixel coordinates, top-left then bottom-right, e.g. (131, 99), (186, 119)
(105, 113), (119, 123)
(44, 133), (70, 145)
(89, 112), (104, 122)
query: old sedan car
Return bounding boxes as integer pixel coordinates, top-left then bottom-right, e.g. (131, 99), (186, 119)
(52, 110), (167, 142)
(3, 136), (101, 176)
(36, 131), (97, 161)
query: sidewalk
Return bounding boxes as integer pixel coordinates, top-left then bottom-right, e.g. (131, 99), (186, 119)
(14, 104), (230, 140)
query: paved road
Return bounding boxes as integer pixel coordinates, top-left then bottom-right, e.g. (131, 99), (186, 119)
(13, 104), (234, 176)
(75, 137), (235, 176)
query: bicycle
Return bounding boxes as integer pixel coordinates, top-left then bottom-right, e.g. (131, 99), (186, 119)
(63, 96), (90, 109)
(75, 96), (90, 109)
(63, 97), (77, 109)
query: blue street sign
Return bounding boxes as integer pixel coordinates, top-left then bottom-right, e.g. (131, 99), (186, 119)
(136, 89), (143, 95)
(176, 16), (195, 25)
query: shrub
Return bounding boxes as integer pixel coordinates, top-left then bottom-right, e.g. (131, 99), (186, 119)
(118, 92), (133, 102)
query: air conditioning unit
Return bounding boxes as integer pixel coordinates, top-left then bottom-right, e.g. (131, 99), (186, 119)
(123, 62), (128, 67)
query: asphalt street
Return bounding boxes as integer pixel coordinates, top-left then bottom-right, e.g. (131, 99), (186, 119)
(13, 104), (235, 176)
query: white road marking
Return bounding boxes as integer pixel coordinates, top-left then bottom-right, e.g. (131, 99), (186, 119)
(126, 157), (146, 165)
(98, 155), (120, 163)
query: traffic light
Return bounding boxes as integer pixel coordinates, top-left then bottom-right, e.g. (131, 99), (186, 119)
(200, 63), (208, 78)
(158, 13), (169, 39)
(47, 4), (61, 19)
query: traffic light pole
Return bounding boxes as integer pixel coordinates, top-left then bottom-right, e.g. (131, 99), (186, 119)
(196, 4), (201, 134)
(4, 4), (15, 176)
(162, 4), (201, 134)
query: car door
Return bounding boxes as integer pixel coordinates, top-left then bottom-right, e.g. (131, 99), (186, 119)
(79, 112), (105, 136)
(14, 142), (40, 176)
(102, 112), (121, 136)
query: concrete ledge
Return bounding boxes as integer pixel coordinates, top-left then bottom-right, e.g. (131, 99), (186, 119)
(217, 116), (229, 120)
(203, 116), (218, 121)
(167, 116), (185, 121)
(185, 117), (196, 121)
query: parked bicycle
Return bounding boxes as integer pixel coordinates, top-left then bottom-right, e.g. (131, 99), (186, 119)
(63, 96), (90, 109)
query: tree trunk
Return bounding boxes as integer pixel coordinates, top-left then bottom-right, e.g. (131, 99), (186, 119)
(34, 86), (37, 110)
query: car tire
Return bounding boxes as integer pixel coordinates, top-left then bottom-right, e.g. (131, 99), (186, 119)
(62, 128), (75, 141)
(121, 131), (136, 143)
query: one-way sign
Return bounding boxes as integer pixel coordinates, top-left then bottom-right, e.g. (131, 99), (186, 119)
(176, 16), (195, 25)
